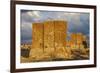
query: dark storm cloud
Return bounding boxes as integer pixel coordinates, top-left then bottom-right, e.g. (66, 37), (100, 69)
(68, 13), (89, 35)
(21, 10), (90, 44)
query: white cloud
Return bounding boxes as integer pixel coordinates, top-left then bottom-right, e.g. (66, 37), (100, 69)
(64, 12), (80, 16)
(21, 22), (32, 31)
(27, 11), (40, 18)
(54, 12), (81, 25)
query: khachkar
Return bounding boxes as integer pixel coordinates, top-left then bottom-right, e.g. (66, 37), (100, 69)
(29, 20), (68, 60)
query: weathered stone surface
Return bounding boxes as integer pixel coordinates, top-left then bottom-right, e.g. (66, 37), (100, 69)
(54, 21), (67, 48)
(44, 21), (55, 53)
(30, 23), (44, 58)
(21, 20), (89, 63)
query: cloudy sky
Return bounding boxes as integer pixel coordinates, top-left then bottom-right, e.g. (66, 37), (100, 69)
(21, 10), (90, 44)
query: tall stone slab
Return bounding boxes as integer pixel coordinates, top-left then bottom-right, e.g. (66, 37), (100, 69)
(44, 21), (55, 55)
(30, 23), (43, 58)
